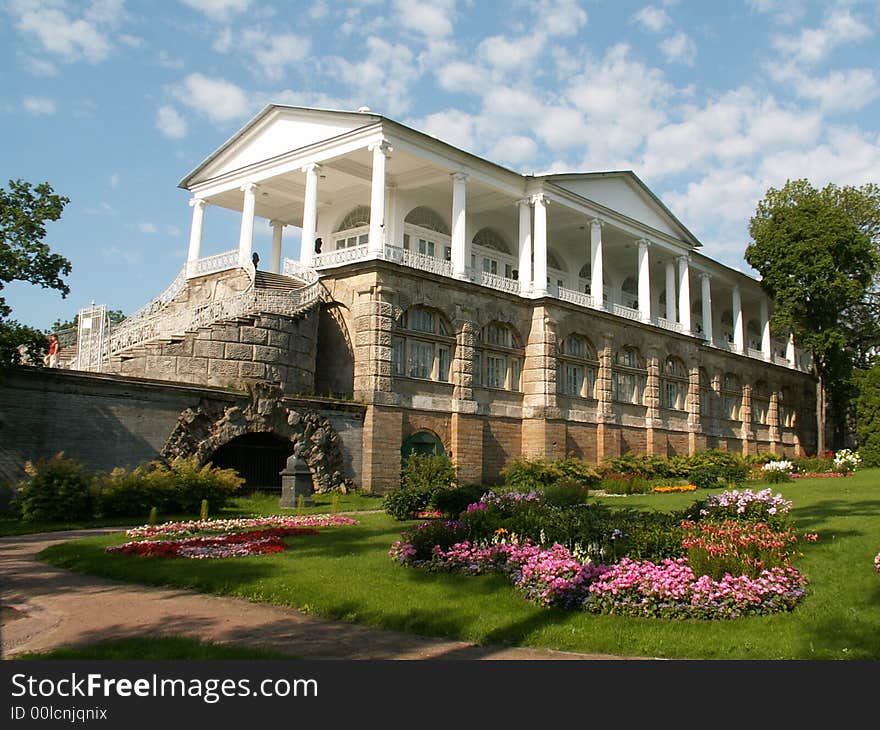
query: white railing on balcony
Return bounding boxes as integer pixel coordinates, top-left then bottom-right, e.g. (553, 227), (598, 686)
(774, 354), (792, 368)
(313, 244), (371, 268)
(476, 270), (520, 294)
(612, 303), (642, 321)
(386, 245), (453, 277)
(186, 249), (239, 279)
(557, 285), (596, 310)
(281, 258), (320, 286)
(748, 347), (767, 360)
(656, 316), (683, 334)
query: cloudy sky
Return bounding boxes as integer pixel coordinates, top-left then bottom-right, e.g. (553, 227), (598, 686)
(3, 0), (879, 330)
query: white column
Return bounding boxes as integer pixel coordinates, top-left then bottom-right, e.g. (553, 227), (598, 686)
(701, 273), (713, 344)
(664, 260), (676, 320)
(368, 141), (391, 255)
(590, 218), (604, 308)
(451, 171), (468, 279)
(238, 182), (258, 268)
(518, 199), (532, 295)
(761, 297), (772, 360)
(678, 255), (691, 334)
(786, 332), (796, 368)
(270, 220), (285, 274)
(532, 194), (548, 296)
(187, 197), (207, 276)
(385, 183), (398, 249)
(637, 239), (651, 322)
(732, 285), (744, 353)
(300, 163), (320, 266)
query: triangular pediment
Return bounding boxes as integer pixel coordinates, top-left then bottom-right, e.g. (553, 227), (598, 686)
(181, 105), (380, 188)
(547, 172), (700, 247)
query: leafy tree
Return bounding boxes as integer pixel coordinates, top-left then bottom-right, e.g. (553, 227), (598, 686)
(853, 365), (880, 467)
(0, 179), (71, 364)
(745, 179), (880, 450)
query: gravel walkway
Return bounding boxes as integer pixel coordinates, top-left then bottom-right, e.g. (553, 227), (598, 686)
(0, 528), (651, 661)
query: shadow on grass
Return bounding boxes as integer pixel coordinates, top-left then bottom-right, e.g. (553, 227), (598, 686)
(792, 499), (880, 531)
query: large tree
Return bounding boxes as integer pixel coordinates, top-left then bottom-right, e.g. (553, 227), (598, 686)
(0, 179), (71, 365)
(745, 179), (880, 451)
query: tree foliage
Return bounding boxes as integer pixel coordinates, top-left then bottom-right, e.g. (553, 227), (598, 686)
(853, 365), (880, 467)
(745, 179), (880, 446)
(0, 179), (71, 364)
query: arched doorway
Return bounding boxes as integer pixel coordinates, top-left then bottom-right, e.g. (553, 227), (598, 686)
(209, 432), (294, 491)
(401, 430), (446, 458)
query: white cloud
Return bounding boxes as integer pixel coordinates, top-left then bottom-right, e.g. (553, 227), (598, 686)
(13, 2), (113, 63)
(165, 225), (182, 237)
(633, 5), (671, 33)
(479, 32), (547, 72)
(19, 53), (57, 76)
(768, 64), (880, 113)
(436, 61), (490, 94)
(486, 135), (538, 167)
(408, 109), (478, 152)
(240, 29), (311, 82)
(331, 37), (419, 116)
(172, 73), (252, 124)
(109, 173), (119, 188)
(156, 105), (188, 138)
(771, 9), (872, 65)
(84, 201), (116, 216)
(180, 0), (251, 20)
(22, 96), (56, 115)
(660, 31), (696, 65)
(393, 0), (455, 37)
(137, 222), (158, 234)
(540, 0), (588, 38)
(101, 245), (142, 265)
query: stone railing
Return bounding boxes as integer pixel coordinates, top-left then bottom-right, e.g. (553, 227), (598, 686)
(656, 316), (683, 334)
(557, 285), (597, 310)
(281, 258), (320, 286)
(612, 303), (642, 321)
(774, 354), (792, 368)
(313, 244), (371, 268)
(124, 263), (187, 324)
(473, 269), (519, 294)
(748, 347), (767, 360)
(186, 249), (239, 279)
(386, 245), (454, 277)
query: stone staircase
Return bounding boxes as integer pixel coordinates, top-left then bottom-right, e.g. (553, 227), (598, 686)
(254, 270), (306, 292)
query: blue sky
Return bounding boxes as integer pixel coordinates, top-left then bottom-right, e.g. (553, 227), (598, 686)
(3, 0), (879, 331)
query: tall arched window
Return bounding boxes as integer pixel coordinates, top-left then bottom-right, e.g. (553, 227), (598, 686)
(471, 228), (516, 279)
(621, 277), (639, 310)
(333, 205), (371, 250)
(404, 207), (451, 260)
(752, 380), (770, 425)
(557, 334), (598, 399)
(661, 356), (688, 410)
(722, 372), (741, 420)
(391, 306), (454, 382)
(612, 346), (646, 404)
(474, 321), (523, 391)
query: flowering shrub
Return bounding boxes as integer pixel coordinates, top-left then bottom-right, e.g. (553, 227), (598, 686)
(832, 449), (862, 473)
(688, 488), (793, 529)
(478, 489), (545, 510)
(790, 472), (847, 479)
(107, 527), (319, 559)
(127, 514), (357, 539)
(582, 558), (808, 619)
(652, 484), (696, 494)
(681, 519), (815, 580)
(875, 553), (880, 574)
(761, 460), (794, 483)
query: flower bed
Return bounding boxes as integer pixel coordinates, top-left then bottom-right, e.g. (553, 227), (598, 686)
(127, 514), (358, 539)
(652, 484), (696, 494)
(790, 472), (850, 479)
(108, 527), (320, 559)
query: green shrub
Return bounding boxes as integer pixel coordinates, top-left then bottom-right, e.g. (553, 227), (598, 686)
(157, 457), (243, 512)
(762, 469), (792, 484)
(542, 478), (591, 507)
(399, 519), (470, 562)
(686, 450), (749, 484)
(791, 456), (834, 474)
(401, 453), (457, 492)
(95, 464), (160, 517)
(598, 473), (652, 495)
(0, 482), (19, 516)
(502, 456), (600, 490)
(383, 487), (431, 521)
(688, 464), (726, 490)
(430, 484), (486, 518)
(17, 453), (97, 522)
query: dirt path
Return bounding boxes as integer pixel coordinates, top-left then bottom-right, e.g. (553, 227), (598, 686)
(0, 529), (649, 661)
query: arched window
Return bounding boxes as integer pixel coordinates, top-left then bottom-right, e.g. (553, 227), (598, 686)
(401, 430), (446, 458)
(474, 321), (523, 391)
(752, 380), (770, 425)
(547, 250), (567, 291)
(612, 346), (646, 404)
(722, 372), (741, 420)
(472, 228), (516, 280)
(621, 277), (638, 310)
(333, 205), (371, 250)
(721, 309), (734, 344)
(661, 356), (688, 411)
(404, 207), (451, 261)
(391, 306), (454, 382)
(557, 334), (598, 399)
(577, 263), (609, 304)
(658, 289), (676, 321)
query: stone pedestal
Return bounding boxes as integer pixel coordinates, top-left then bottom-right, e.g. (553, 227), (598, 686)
(279, 453), (314, 507)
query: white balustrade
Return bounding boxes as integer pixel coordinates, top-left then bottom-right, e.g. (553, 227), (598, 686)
(478, 270), (520, 294)
(748, 347), (766, 360)
(656, 316), (684, 334)
(313, 244), (370, 268)
(186, 249), (239, 278)
(557, 286), (596, 310)
(612, 303), (642, 321)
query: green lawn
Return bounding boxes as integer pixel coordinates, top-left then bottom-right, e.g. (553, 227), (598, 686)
(36, 472), (880, 660)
